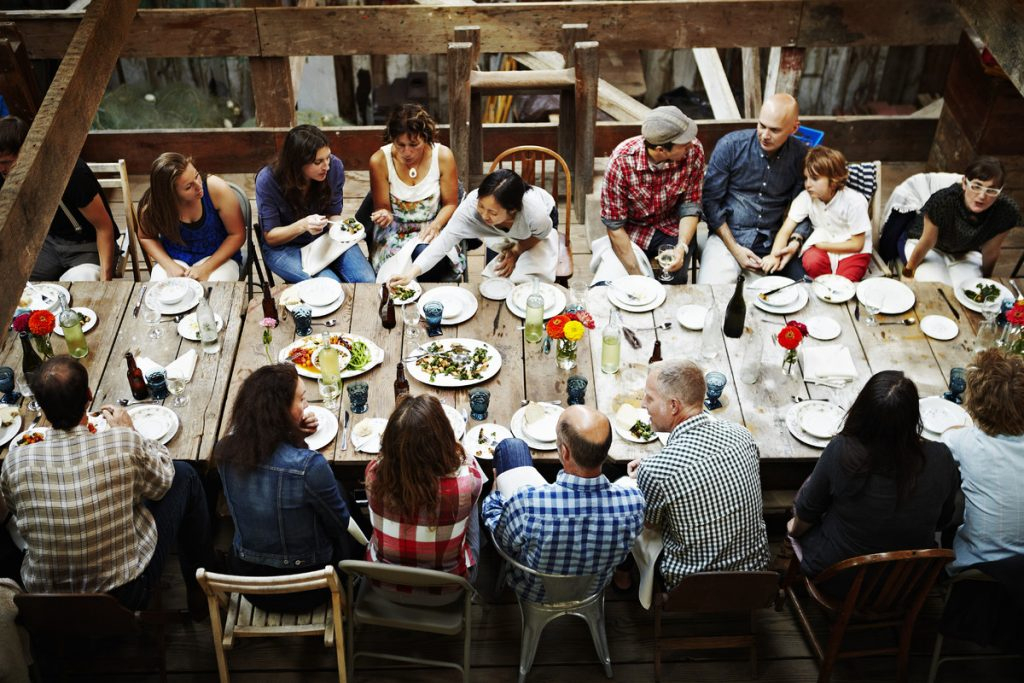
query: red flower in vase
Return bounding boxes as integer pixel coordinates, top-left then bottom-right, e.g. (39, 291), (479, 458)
(546, 314), (570, 340)
(28, 310), (56, 336)
(778, 324), (803, 351)
(12, 313), (30, 333)
(1006, 303), (1024, 327)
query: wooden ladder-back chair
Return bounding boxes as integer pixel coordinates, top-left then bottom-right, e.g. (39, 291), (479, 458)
(196, 566), (347, 683)
(489, 145), (573, 286)
(87, 159), (148, 279)
(782, 547), (954, 683)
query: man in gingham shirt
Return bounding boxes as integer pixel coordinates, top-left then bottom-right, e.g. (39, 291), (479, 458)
(629, 360), (770, 589)
(483, 406), (645, 602)
(0, 357), (212, 615)
(600, 106), (705, 283)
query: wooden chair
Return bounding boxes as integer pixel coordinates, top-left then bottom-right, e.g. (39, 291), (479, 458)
(781, 547), (955, 683)
(489, 145), (573, 286)
(653, 571), (781, 681)
(14, 591), (183, 682)
(87, 159), (147, 279)
(196, 566), (347, 683)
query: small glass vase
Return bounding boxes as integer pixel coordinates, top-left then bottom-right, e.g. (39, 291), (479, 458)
(781, 349), (798, 375)
(1000, 323), (1024, 355)
(33, 334), (55, 360)
(556, 338), (578, 370)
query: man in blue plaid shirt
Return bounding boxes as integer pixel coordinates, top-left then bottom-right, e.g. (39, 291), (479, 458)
(482, 406), (645, 602)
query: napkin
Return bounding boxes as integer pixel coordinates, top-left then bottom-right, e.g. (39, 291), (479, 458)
(802, 344), (858, 387)
(137, 350), (197, 382)
(588, 236), (655, 285)
(495, 465), (547, 498)
(615, 475), (664, 609)
(375, 238), (461, 284)
(480, 229), (559, 284)
(300, 233), (357, 276)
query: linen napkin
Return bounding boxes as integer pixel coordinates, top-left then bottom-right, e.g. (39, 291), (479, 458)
(615, 475), (664, 609)
(136, 350), (197, 382)
(300, 233), (358, 276)
(802, 344), (858, 387)
(480, 229), (559, 284)
(588, 236), (655, 285)
(374, 238), (462, 284)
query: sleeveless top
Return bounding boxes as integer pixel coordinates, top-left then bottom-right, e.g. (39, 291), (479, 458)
(371, 143), (443, 270)
(161, 178), (242, 266)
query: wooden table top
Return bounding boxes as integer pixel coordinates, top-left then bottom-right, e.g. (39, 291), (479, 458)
(0, 278), (1001, 465)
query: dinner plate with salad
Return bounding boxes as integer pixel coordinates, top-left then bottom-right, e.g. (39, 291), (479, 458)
(612, 403), (658, 444)
(279, 333), (384, 379)
(405, 338), (501, 387)
(954, 277), (1013, 314)
(383, 280), (422, 305)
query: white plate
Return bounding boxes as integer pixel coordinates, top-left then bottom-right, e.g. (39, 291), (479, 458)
(463, 423), (514, 460)
(523, 410), (559, 443)
(676, 304), (708, 331)
(609, 275), (661, 307)
(304, 405), (338, 451)
(295, 277), (344, 308)
(797, 401), (846, 439)
(10, 426), (49, 449)
(919, 396), (972, 436)
(612, 407), (658, 444)
(920, 315), (959, 341)
(479, 278), (515, 301)
(176, 312), (224, 341)
(856, 278), (916, 315)
(953, 278), (1013, 314)
(351, 417), (388, 454)
(384, 280), (422, 306)
(279, 335), (378, 379)
(338, 334), (386, 379)
(750, 276), (801, 307)
(753, 286), (809, 315)
(0, 414), (22, 447)
(128, 405), (180, 445)
(406, 338), (502, 387)
(805, 316), (841, 341)
(328, 220), (367, 244)
(146, 279), (204, 315)
(785, 402), (832, 449)
(22, 283), (71, 313)
(417, 286), (479, 325)
(280, 283), (346, 318)
(54, 307), (98, 336)
(441, 403), (467, 441)
(510, 404), (561, 450)
(607, 276), (668, 313)
(507, 282), (567, 320)
(157, 281), (189, 305)
(812, 275), (856, 304)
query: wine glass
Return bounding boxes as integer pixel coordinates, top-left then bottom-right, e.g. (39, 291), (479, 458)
(656, 244), (676, 282)
(318, 377), (341, 410)
(403, 302), (421, 342)
(942, 367), (967, 404)
(167, 374), (188, 407)
(142, 300), (163, 339)
(864, 294), (886, 327)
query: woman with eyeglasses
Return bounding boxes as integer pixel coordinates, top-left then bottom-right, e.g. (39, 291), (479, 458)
(902, 156), (1020, 286)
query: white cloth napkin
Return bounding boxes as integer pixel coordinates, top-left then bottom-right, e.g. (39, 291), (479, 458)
(300, 233), (358, 276)
(614, 475), (663, 610)
(375, 237), (461, 284)
(137, 350), (197, 382)
(588, 236), (655, 285)
(802, 344), (857, 387)
(494, 466), (547, 498)
(480, 229), (559, 284)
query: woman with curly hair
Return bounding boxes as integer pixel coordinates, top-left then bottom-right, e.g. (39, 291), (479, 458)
(214, 364), (366, 610)
(365, 394), (483, 603)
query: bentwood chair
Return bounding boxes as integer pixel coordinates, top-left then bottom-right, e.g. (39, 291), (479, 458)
(780, 544), (954, 683)
(196, 566), (347, 683)
(489, 145), (574, 286)
(87, 159), (147, 279)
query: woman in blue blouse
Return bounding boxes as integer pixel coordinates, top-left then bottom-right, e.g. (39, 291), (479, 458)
(255, 124), (375, 283)
(137, 152), (245, 281)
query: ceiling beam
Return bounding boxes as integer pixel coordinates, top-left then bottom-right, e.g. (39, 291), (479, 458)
(952, 0), (1024, 98)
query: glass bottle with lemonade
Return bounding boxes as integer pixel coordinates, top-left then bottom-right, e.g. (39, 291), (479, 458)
(601, 310), (623, 374)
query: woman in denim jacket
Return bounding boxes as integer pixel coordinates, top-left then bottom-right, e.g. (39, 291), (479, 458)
(215, 364), (365, 611)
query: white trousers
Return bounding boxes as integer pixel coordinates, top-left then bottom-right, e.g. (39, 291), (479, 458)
(903, 239), (982, 287)
(696, 234), (744, 284)
(150, 256), (240, 282)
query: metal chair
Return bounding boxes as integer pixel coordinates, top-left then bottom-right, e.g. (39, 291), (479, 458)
(225, 180), (252, 281)
(196, 566), (347, 683)
(490, 531), (613, 683)
(781, 546), (954, 683)
(338, 559), (475, 683)
(489, 145), (574, 286)
(652, 571), (781, 681)
(87, 158), (147, 279)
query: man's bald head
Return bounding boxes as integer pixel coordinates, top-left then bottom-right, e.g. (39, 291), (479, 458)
(756, 94), (800, 154)
(557, 405), (612, 472)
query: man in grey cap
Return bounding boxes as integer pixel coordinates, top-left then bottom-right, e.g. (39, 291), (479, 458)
(600, 105), (705, 283)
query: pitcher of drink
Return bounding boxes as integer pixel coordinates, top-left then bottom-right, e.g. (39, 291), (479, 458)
(524, 277), (544, 344)
(57, 294), (88, 358)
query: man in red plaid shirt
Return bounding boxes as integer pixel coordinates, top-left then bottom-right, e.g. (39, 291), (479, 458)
(600, 106), (706, 283)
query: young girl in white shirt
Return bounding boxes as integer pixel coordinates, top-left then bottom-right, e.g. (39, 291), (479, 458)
(763, 146), (873, 281)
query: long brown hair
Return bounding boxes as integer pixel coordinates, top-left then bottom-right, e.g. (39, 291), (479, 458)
(138, 152), (194, 246)
(214, 364), (306, 469)
(369, 394), (464, 517)
(273, 124), (333, 217)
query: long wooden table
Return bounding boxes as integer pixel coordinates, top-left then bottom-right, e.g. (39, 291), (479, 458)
(0, 279), (999, 466)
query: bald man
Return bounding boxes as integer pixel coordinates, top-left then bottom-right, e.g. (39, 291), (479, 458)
(481, 406), (645, 602)
(698, 94), (811, 284)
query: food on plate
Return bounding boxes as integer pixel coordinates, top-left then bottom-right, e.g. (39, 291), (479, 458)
(286, 334), (372, 374)
(415, 342), (491, 382)
(524, 402), (547, 425)
(16, 431), (44, 447)
(18, 293), (31, 307)
(963, 283), (1001, 303)
(471, 428), (501, 458)
(629, 420), (654, 441)
(339, 217), (363, 235)
(615, 403), (653, 440)
(76, 310), (92, 325)
(352, 419), (383, 440)
(0, 406), (19, 426)
(390, 284), (416, 301)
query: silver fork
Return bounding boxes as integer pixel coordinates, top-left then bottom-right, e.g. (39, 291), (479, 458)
(589, 280), (642, 302)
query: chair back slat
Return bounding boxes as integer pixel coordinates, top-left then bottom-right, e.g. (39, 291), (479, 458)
(663, 571), (780, 613)
(14, 593), (142, 636)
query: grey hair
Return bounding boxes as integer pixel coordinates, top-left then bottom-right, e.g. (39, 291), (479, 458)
(650, 359), (705, 409)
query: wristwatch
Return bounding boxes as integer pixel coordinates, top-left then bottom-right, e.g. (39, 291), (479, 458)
(788, 234), (804, 246)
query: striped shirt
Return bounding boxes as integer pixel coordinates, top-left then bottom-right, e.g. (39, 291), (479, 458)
(636, 413), (770, 589)
(0, 425), (173, 593)
(482, 471), (645, 602)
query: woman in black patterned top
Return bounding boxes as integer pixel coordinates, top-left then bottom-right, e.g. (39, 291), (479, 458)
(903, 156), (1020, 286)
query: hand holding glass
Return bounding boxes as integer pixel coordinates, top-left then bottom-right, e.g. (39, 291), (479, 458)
(657, 244), (676, 282)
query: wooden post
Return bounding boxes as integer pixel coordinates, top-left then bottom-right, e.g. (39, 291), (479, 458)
(0, 0), (138, 328)
(0, 24), (42, 120)
(764, 46), (805, 98)
(693, 47), (741, 119)
(454, 27), (483, 175)
(559, 23), (588, 169)
(245, 0), (295, 127)
(453, 25), (480, 67)
(741, 47), (762, 119)
(573, 41), (598, 223)
(448, 42), (473, 181)
(333, 55), (357, 123)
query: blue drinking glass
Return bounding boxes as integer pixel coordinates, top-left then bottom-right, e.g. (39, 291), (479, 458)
(347, 381), (369, 414)
(469, 389), (490, 420)
(943, 367), (966, 404)
(423, 301), (444, 337)
(146, 370), (169, 401)
(566, 375), (588, 405)
(704, 371), (727, 411)
(291, 305), (313, 337)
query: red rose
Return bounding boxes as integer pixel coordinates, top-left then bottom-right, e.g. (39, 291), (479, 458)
(778, 325), (803, 351)
(1007, 303), (1024, 327)
(787, 320), (808, 336)
(546, 314), (570, 340)
(11, 313), (29, 333)
(28, 310), (56, 336)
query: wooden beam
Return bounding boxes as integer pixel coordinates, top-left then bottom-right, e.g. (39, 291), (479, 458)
(952, 0), (1024, 98)
(693, 48), (741, 119)
(448, 41), (473, 178)
(0, 24), (43, 120)
(0, 0), (138, 329)
(250, 57), (296, 127)
(741, 47), (762, 118)
(764, 46), (805, 98)
(573, 41), (599, 221)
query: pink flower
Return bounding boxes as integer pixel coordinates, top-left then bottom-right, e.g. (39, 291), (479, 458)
(260, 317), (278, 329)
(11, 313), (29, 333)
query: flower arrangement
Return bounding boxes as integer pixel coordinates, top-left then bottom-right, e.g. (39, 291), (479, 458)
(1003, 302), (1024, 356)
(26, 310), (56, 359)
(777, 320), (806, 374)
(545, 309), (597, 370)
(259, 316), (277, 364)
(12, 313), (29, 334)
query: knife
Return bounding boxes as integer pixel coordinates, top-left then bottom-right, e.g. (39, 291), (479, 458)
(622, 327), (641, 349)
(938, 288), (961, 321)
(132, 285), (148, 318)
(853, 299), (860, 322)
(339, 410), (350, 450)
(27, 412), (42, 430)
(756, 278), (804, 300)
(491, 300), (503, 334)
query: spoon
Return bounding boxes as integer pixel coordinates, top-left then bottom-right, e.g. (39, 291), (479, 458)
(520, 399), (562, 406)
(1011, 280), (1024, 301)
(117, 398), (160, 407)
(637, 321), (672, 331)
(314, 319), (338, 327)
(879, 317), (917, 326)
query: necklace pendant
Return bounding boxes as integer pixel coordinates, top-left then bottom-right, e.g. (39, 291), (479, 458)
(408, 167), (417, 179)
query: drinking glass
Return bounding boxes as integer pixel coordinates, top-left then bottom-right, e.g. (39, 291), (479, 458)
(943, 367), (967, 404)
(704, 371), (728, 411)
(403, 302), (421, 342)
(566, 374), (588, 405)
(423, 301), (444, 337)
(656, 244), (676, 282)
(469, 389), (490, 420)
(346, 381), (369, 414)
(569, 281), (588, 312)
(142, 300), (162, 339)
(146, 370), (169, 400)
(864, 294), (886, 326)
(291, 306), (313, 338)
(318, 377), (341, 410)
(166, 373), (189, 407)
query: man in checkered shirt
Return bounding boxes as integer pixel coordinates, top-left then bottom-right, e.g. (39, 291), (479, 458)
(600, 105), (706, 283)
(629, 360), (770, 589)
(0, 357), (213, 617)
(482, 405), (645, 602)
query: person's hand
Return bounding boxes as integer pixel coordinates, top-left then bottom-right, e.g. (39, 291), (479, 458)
(494, 246), (520, 278)
(298, 410), (319, 435)
(901, 264), (915, 279)
(102, 405), (134, 430)
(730, 245), (762, 270)
(627, 457), (644, 478)
(183, 261), (214, 282)
(666, 244), (687, 273)
(785, 516), (799, 537)
(165, 261), (188, 278)
(370, 209), (393, 228)
(760, 253), (780, 274)
(388, 273), (412, 288)
(420, 222), (441, 244)
(305, 214), (328, 235)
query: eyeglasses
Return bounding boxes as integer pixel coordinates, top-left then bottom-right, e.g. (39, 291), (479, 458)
(965, 180), (1003, 197)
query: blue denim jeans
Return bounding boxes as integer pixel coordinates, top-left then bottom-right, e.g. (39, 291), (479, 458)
(493, 438), (535, 475)
(262, 242), (376, 284)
